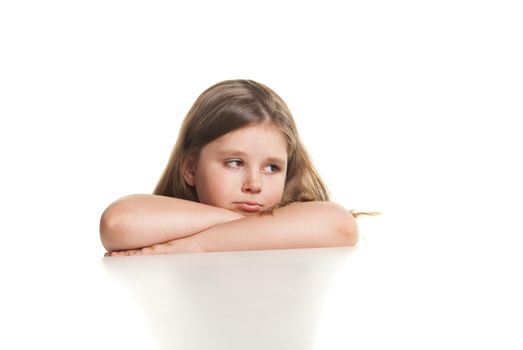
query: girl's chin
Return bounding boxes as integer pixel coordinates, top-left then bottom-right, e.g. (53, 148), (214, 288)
(232, 209), (258, 216)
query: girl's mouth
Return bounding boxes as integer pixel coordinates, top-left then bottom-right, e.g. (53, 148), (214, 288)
(234, 201), (262, 212)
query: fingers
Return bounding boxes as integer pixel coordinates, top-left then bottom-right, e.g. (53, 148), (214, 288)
(104, 242), (175, 257)
(104, 249), (142, 256)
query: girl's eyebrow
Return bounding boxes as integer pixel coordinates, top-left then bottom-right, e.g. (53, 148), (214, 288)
(217, 150), (287, 165)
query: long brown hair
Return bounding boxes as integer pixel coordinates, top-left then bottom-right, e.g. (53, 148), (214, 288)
(154, 79), (329, 209)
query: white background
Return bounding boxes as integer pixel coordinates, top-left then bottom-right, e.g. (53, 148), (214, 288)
(1, 0), (522, 348)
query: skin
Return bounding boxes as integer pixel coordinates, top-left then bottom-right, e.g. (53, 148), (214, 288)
(100, 123), (358, 256)
(183, 122), (288, 216)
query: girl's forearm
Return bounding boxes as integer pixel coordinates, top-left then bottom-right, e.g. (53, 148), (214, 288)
(100, 194), (244, 251)
(189, 201), (358, 253)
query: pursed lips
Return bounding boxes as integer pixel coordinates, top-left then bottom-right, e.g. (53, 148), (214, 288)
(235, 201), (262, 206)
(234, 201), (263, 212)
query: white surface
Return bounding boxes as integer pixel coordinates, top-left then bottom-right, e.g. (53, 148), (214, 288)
(4, 233), (522, 349)
(1, 1), (522, 349)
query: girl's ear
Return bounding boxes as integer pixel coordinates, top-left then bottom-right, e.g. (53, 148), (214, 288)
(181, 155), (196, 186)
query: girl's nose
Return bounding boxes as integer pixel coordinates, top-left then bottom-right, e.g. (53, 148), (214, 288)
(242, 171), (262, 194)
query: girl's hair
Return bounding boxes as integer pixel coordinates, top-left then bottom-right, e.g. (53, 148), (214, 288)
(153, 79), (329, 209)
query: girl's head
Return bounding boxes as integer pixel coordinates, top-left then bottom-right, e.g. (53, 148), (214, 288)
(154, 79), (329, 214)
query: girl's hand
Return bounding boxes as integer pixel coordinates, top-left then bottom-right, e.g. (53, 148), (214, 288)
(104, 236), (203, 256)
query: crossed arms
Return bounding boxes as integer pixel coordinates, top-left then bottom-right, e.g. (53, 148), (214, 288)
(100, 194), (358, 256)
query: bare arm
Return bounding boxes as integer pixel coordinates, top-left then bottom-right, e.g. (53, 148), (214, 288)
(107, 201), (358, 256)
(193, 201), (358, 252)
(99, 194), (244, 251)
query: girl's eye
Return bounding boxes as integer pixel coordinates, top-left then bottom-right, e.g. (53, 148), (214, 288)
(226, 160), (242, 168)
(264, 164), (280, 173)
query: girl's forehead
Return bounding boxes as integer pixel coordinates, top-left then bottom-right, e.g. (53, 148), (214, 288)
(203, 123), (288, 158)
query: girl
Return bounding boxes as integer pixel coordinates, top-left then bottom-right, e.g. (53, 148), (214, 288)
(101, 79), (360, 256)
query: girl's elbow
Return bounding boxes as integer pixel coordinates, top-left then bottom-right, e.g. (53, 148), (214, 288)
(338, 213), (359, 246)
(100, 207), (119, 251)
(328, 202), (359, 246)
(99, 200), (132, 251)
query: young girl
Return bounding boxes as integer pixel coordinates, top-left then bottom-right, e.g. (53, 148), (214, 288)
(101, 79), (360, 256)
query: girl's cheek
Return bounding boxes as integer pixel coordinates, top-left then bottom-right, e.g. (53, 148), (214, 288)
(268, 179), (286, 203)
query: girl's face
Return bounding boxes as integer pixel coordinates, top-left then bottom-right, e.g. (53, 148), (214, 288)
(184, 122), (288, 215)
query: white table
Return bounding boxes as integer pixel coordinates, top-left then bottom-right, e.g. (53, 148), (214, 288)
(20, 240), (515, 350)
